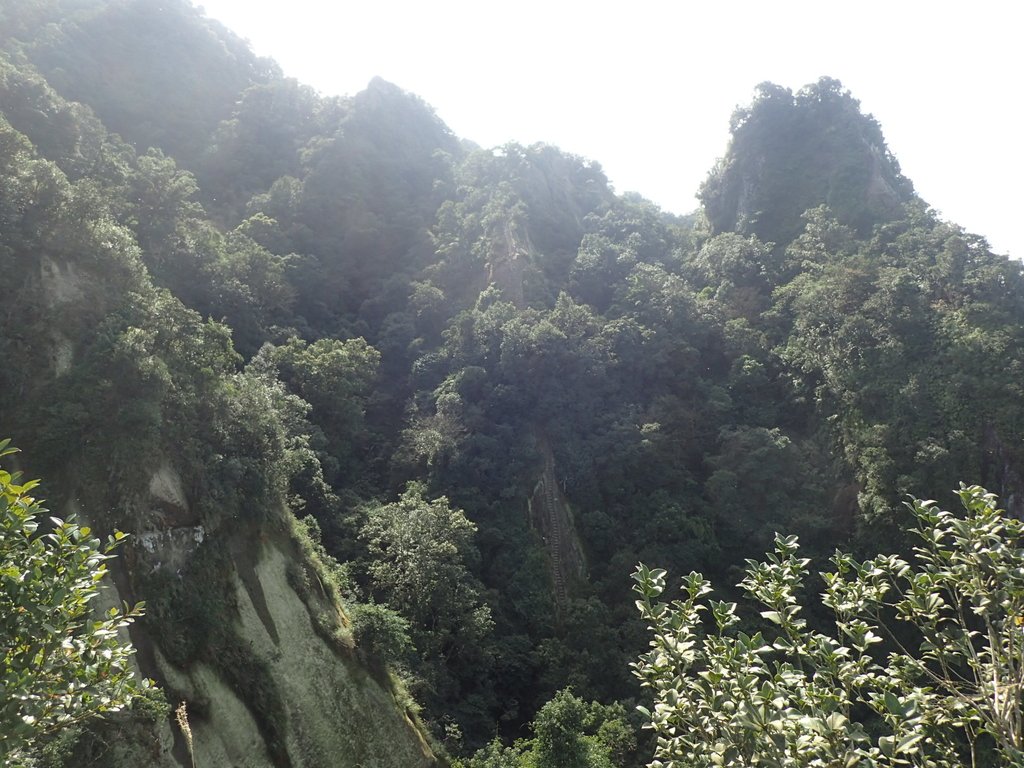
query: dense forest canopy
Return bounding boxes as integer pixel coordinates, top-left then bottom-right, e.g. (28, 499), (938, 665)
(1, 1), (1022, 766)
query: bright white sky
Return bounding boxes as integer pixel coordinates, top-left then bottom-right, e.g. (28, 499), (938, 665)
(194, 0), (1020, 258)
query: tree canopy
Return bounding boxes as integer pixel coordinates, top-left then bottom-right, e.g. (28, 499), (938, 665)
(1, 4), (1023, 764)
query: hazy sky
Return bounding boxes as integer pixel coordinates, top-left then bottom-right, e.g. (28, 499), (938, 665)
(194, 1), (1020, 258)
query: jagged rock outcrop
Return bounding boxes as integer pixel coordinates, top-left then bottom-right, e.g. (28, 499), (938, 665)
(487, 216), (530, 308)
(700, 77), (915, 245)
(528, 437), (586, 615)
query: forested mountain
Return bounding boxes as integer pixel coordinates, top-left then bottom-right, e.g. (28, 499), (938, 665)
(1, 2), (1022, 766)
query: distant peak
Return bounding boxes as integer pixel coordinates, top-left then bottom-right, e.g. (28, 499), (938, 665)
(701, 77), (915, 246)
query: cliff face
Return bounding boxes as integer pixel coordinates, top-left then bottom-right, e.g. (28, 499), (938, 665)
(89, 463), (424, 768)
(79, 466), (434, 768)
(121, 471), (434, 768)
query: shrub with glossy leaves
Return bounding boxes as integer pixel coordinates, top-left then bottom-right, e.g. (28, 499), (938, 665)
(0, 441), (146, 765)
(633, 485), (1024, 767)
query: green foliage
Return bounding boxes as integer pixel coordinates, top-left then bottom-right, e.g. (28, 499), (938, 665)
(685, 233), (780, 321)
(198, 77), (322, 221)
(633, 485), (1024, 767)
(24, 0), (276, 165)
(348, 601), (413, 666)
(256, 77), (459, 335)
(530, 689), (614, 768)
(360, 483), (495, 725)
(701, 77), (913, 244)
(457, 688), (631, 768)
(5, 21), (1024, 765)
(773, 206), (1024, 527)
(255, 335), (380, 484)
(35, 685), (170, 768)
(705, 426), (827, 552)
(0, 441), (146, 765)
(362, 483), (487, 626)
(459, 738), (523, 768)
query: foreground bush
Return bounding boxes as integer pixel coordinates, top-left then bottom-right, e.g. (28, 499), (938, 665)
(633, 485), (1024, 767)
